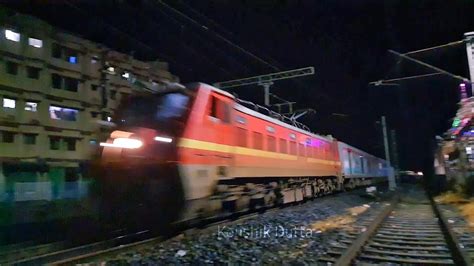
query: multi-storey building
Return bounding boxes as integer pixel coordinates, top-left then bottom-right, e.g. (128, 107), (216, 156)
(0, 13), (178, 209)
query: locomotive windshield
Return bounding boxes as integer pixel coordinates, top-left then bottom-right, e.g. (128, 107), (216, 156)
(117, 92), (192, 134)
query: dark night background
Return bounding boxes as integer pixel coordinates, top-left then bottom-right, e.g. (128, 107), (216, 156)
(2, 0), (474, 176)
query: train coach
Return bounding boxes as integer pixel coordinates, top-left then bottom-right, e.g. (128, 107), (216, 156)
(95, 83), (390, 227)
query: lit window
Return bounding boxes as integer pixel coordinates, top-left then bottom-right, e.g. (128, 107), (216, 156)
(91, 55), (99, 64)
(106, 66), (115, 73)
(25, 102), (38, 112)
(3, 98), (15, 108)
(68, 56), (77, 64)
(5, 29), (20, 42)
(49, 105), (78, 121)
(28, 37), (43, 48)
(89, 139), (97, 145)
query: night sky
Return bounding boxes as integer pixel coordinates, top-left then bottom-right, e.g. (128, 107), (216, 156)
(3, 0), (474, 175)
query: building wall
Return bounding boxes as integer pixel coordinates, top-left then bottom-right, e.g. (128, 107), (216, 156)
(0, 13), (178, 204)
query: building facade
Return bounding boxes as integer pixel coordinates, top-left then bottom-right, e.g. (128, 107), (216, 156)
(0, 12), (177, 209)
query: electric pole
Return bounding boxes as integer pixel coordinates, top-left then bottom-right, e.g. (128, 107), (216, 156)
(382, 116), (396, 189)
(466, 32), (474, 94)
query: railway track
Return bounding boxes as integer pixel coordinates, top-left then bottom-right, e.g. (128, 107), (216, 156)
(319, 187), (472, 265)
(2, 187), (382, 265)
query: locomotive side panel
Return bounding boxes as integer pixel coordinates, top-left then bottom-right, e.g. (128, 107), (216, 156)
(178, 84), (236, 201)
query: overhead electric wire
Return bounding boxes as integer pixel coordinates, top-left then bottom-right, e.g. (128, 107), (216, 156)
(63, 1), (195, 75)
(388, 49), (472, 83)
(375, 39), (467, 86)
(145, 3), (253, 77)
(173, 0), (287, 70)
(124, 4), (237, 80)
(156, 0), (280, 71)
(404, 40), (465, 55)
(370, 72), (443, 85)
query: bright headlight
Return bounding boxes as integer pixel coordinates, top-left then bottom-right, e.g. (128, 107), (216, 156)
(154, 136), (173, 143)
(100, 138), (143, 149)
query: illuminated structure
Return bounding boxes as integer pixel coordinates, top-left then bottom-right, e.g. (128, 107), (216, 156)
(0, 13), (177, 204)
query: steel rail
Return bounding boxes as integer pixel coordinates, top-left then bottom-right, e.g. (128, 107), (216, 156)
(333, 195), (399, 266)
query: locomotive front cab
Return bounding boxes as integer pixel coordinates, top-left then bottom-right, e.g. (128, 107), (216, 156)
(94, 85), (197, 230)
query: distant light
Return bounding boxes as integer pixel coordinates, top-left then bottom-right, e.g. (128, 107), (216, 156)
(107, 116), (112, 122)
(28, 37), (43, 48)
(467, 147), (473, 155)
(5, 29), (20, 42)
(417, 171), (424, 176)
(154, 136), (173, 143)
(100, 138), (143, 149)
(121, 72), (130, 79)
(107, 66), (115, 73)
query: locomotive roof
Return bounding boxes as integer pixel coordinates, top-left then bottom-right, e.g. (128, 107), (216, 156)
(234, 103), (333, 142)
(206, 84), (333, 142)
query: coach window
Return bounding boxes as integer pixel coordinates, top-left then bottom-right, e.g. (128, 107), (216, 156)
(237, 127), (247, 147)
(253, 132), (263, 150)
(268, 136), (276, 152)
(290, 141), (297, 155)
(279, 138), (287, 154)
(210, 96), (230, 123)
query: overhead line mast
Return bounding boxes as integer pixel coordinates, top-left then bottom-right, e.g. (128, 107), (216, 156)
(214, 67), (315, 106)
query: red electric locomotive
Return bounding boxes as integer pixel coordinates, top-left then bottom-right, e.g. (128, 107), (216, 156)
(95, 83), (383, 228)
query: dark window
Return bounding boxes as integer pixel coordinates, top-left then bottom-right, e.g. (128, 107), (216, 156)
(90, 111), (98, 118)
(102, 112), (111, 121)
(6, 61), (18, 75)
(279, 138), (287, 154)
(237, 127), (247, 147)
(49, 136), (60, 150)
(24, 134), (36, 145)
(52, 74), (62, 89)
(118, 93), (191, 135)
(64, 138), (76, 151)
(52, 43), (62, 58)
(65, 168), (79, 182)
(253, 132), (263, 150)
(210, 96), (230, 123)
(91, 84), (98, 91)
(27, 66), (40, 79)
(2, 131), (14, 143)
(64, 77), (79, 92)
(289, 141), (297, 155)
(268, 136), (276, 152)
(110, 90), (117, 100)
(299, 143), (305, 157)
